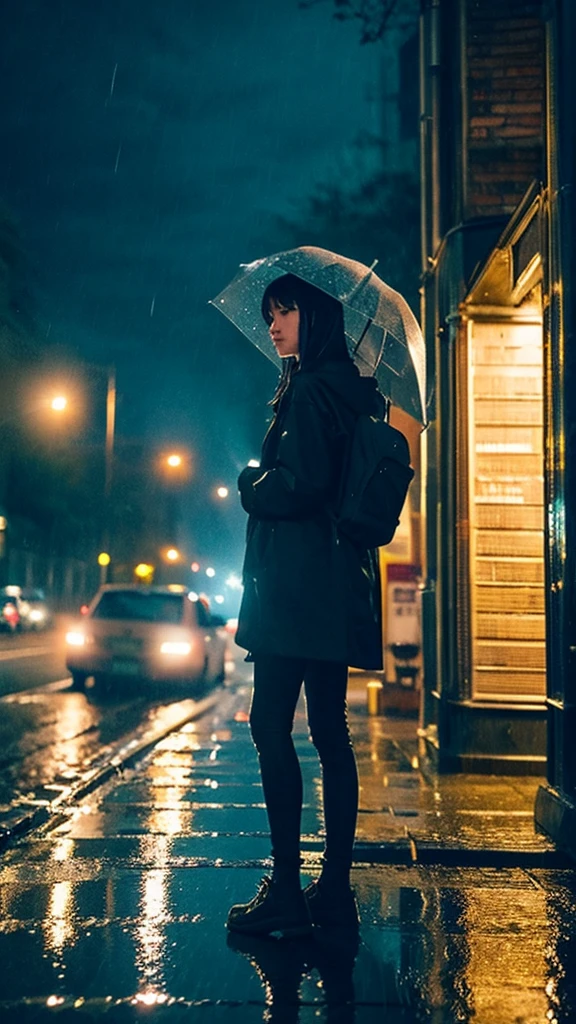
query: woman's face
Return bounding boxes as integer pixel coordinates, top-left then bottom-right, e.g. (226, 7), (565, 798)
(268, 299), (300, 359)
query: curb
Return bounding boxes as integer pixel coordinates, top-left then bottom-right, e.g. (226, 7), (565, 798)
(300, 839), (572, 869)
(351, 841), (572, 869)
(0, 688), (223, 853)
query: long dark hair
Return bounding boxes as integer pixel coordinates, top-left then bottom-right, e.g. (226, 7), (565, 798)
(261, 274), (350, 405)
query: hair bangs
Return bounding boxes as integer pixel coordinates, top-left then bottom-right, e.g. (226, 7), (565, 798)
(261, 276), (301, 325)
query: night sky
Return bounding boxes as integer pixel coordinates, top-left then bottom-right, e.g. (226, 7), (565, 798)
(1, 0), (381, 571)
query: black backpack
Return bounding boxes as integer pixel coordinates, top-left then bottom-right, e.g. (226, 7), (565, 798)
(334, 411), (414, 549)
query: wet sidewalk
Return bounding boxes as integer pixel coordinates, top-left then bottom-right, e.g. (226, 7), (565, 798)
(0, 676), (575, 1022)
(345, 674), (564, 866)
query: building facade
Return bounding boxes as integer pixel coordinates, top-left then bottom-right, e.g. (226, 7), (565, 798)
(418, 0), (575, 852)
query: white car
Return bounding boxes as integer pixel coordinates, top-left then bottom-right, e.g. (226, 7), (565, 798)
(65, 584), (227, 693)
(0, 586), (52, 631)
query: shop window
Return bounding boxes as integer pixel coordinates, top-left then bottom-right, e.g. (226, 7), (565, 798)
(466, 318), (546, 701)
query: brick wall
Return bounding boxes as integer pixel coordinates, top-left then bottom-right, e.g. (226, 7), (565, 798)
(466, 0), (545, 218)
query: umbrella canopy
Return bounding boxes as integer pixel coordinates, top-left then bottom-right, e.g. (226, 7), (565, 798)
(210, 245), (427, 424)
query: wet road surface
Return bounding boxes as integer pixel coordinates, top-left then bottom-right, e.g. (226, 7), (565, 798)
(0, 625), (222, 836)
(0, 627), (67, 697)
(0, 675), (574, 1022)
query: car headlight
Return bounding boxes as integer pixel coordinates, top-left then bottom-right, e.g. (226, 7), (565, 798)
(30, 609), (45, 622)
(160, 641), (192, 656)
(66, 631), (86, 647)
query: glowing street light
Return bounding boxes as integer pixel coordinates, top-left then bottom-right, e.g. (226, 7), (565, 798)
(135, 563), (154, 582)
(97, 552), (111, 584)
(159, 450), (191, 479)
(37, 368), (116, 583)
(205, 567), (216, 578)
(216, 486), (229, 499)
(166, 548), (180, 562)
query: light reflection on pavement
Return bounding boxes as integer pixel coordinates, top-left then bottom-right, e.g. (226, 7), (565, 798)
(0, 680), (574, 1022)
(0, 679), (205, 826)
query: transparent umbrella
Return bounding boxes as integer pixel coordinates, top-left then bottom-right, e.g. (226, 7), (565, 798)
(210, 245), (427, 424)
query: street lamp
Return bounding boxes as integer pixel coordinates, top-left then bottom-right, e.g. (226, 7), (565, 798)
(103, 366), (116, 520)
(135, 562), (154, 583)
(216, 486), (229, 499)
(46, 366), (115, 504)
(97, 551), (111, 584)
(166, 547), (180, 562)
(43, 367), (116, 582)
(158, 450), (191, 480)
(156, 451), (192, 564)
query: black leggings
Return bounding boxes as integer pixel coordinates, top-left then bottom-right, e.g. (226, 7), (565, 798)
(250, 654), (358, 886)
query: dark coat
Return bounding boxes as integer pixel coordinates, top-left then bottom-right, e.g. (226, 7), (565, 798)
(236, 359), (383, 669)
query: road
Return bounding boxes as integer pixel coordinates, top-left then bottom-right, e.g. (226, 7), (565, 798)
(0, 626), (68, 698)
(0, 623), (238, 834)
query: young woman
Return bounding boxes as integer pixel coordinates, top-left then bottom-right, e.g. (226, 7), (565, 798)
(227, 274), (383, 938)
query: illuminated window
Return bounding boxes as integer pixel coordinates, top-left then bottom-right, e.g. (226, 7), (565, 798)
(465, 317), (546, 701)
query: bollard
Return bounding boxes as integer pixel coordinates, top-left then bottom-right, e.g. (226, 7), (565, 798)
(366, 679), (384, 716)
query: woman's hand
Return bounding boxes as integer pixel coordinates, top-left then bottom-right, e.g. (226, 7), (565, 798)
(238, 377), (336, 520)
(238, 465), (264, 514)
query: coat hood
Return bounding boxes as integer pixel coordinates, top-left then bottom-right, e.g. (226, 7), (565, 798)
(305, 360), (385, 418)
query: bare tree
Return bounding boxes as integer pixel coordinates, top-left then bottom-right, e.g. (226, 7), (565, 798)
(299, 0), (419, 43)
(276, 153), (420, 314)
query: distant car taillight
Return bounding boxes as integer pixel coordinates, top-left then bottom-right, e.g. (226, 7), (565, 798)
(3, 603), (18, 623)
